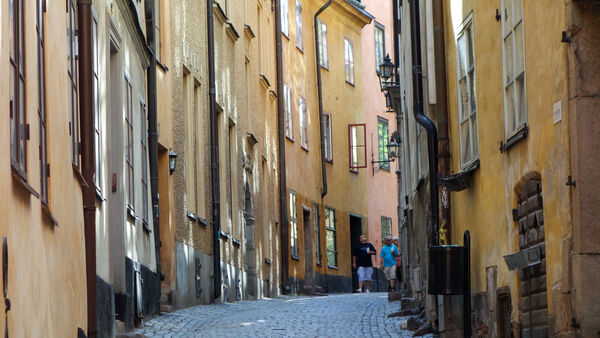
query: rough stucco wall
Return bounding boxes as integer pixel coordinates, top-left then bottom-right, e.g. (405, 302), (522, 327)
(443, 0), (571, 334)
(361, 0), (399, 255)
(0, 0), (87, 335)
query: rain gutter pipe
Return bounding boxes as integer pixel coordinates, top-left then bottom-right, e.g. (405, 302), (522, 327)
(144, 0), (164, 298)
(315, 0), (333, 199)
(77, 0), (97, 335)
(274, 0), (290, 292)
(207, 0), (222, 299)
(409, 0), (439, 246)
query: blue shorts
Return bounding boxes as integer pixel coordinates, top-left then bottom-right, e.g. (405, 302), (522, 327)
(357, 266), (373, 282)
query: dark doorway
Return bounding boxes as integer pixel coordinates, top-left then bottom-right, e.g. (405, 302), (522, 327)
(349, 214), (362, 292)
(302, 207), (314, 293)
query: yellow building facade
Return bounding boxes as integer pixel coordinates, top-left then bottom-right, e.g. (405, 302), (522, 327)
(282, 0), (372, 293)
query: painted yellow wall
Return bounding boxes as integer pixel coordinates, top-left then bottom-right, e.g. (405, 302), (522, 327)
(444, 0), (570, 325)
(0, 0), (88, 335)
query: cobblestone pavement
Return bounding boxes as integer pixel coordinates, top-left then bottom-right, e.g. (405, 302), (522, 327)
(134, 292), (417, 337)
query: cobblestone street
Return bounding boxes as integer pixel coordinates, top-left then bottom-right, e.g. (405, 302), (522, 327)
(135, 293), (415, 337)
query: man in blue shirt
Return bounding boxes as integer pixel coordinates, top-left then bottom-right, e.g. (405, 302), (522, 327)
(380, 237), (400, 291)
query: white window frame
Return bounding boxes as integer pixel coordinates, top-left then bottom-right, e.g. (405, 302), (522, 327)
(344, 38), (354, 84)
(455, 14), (479, 168)
(325, 207), (337, 268)
(374, 23), (385, 72)
(284, 83), (293, 140)
(501, 0), (527, 139)
(289, 190), (298, 258)
(299, 96), (308, 149)
(317, 19), (328, 68)
(295, 0), (303, 50)
(281, 0), (289, 37)
(324, 112), (332, 161)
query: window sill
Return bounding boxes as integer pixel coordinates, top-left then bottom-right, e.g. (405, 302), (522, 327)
(291, 255), (300, 261)
(12, 171), (40, 199)
(220, 231), (231, 240)
(345, 80), (355, 87)
(127, 205), (136, 222)
(232, 238), (241, 247)
(349, 168), (358, 174)
(286, 136), (295, 143)
(501, 124), (528, 153)
(301, 145), (309, 152)
(142, 219), (152, 233)
(156, 59), (169, 72)
(72, 165), (89, 189)
(326, 159), (333, 164)
(327, 265), (338, 270)
(320, 65), (329, 72)
(95, 188), (106, 202)
(316, 262), (322, 267)
(282, 32), (290, 40)
(296, 46), (304, 54)
(440, 159), (480, 192)
(42, 204), (59, 227)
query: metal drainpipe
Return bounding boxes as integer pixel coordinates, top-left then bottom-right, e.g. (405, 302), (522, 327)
(315, 0), (332, 199)
(432, 0), (450, 244)
(77, 0), (97, 335)
(409, 0), (439, 247)
(144, 0), (164, 303)
(207, 0), (221, 299)
(274, 0), (290, 293)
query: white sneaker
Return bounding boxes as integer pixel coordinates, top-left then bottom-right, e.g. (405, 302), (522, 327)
(356, 288), (362, 293)
(365, 289), (370, 293)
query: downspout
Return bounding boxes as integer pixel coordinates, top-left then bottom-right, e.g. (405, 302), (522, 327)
(144, 0), (164, 303)
(315, 0), (333, 199)
(274, 0), (290, 292)
(432, 0), (450, 243)
(393, 0), (402, 226)
(207, 0), (221, 299)
(409, 0), (439, 246)
(77, 0), (97, 335)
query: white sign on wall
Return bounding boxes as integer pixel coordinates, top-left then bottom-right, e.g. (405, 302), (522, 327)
(553, 100), (562, 124)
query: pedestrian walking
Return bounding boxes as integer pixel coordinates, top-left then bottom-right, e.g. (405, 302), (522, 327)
(392, 237), (402, 290)
(380, 237), (400, 292)
(352, 235), (377, 293)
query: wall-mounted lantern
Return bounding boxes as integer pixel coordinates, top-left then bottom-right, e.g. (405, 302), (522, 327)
(169, 149), (178, 174)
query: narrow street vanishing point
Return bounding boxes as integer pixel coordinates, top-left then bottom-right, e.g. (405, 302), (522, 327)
(135, 293), (414, 337)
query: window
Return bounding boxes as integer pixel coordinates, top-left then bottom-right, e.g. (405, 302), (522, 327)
(314, 203), (321, 265)
(317, 19), (328, 68)
(281, 0), (289, 37)
(155, 0), (161, 61)
(10, 0), (27, 179)
(344, 38), (354, 84)
(502, 0), (526, 137)
(299, 96), (308, 149)
(381, 216), (392, 242)
(67, 0), (80, 167)
(295, 0), (303, 50)
(289, 190), (298, 258)
(374, 23), (385, 72)
(284, 84), (293, 140)
(324, 113), (332, 161)
(378, 117), (390, 171)
(325, 207), (337, 268)
(93, 13), (102, 193)
(125, 78), (135, 215)
(37, 0), (48, 202)
(140, 101), (149, 227)
(415, 123), (427, 181)
(456, 17), (478, 167)
(349, 124), (367, 169)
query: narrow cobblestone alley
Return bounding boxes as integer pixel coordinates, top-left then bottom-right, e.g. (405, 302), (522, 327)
(134, 293), (416, 337)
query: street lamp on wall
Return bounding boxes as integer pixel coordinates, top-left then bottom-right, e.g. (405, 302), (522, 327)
(371, 132), (402, 175)
(169, 149), (178, 174)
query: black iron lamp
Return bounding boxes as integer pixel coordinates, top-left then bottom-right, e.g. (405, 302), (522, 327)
(371, 132), (402, 175)
(387, 138), (401, 159)
(169, 149), (178, 174)
(379, 54), (395, 82)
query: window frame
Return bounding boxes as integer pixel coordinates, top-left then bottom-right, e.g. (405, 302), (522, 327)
(67, 0), (80, 168)
(281, 0), (289, 38)
(501, 0), (527, 139)
(283, 83), (293, 141)
(348, 124), (367, 169)
(155, 0), (161, 61)
(125, 75), (135, 217)
(325, 207), (337, 268)
(324, 112), (332, 162)
(455, 14), (479, 168)
(377, 116), (390, 171)
(289, 190), (299, 259)
(381, 216), (392, 243)
(344, 38), (354, 85)
(10, 0), (28, 180)
(37, 0), (49, 203)
(295, 0), (303, 51)
(374, 22), (385, 73)
(140, 100), (149, 228)
(299, 96), (308, 150)
(92, 9), (103, 195)
(317, 19), (328, 69)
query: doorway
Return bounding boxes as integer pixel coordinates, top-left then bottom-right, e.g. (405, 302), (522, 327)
(302, 207), (314, 292)
(349, 214), (362, 292)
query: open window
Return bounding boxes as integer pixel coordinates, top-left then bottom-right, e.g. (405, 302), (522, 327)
(348, 124), (366, 169)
